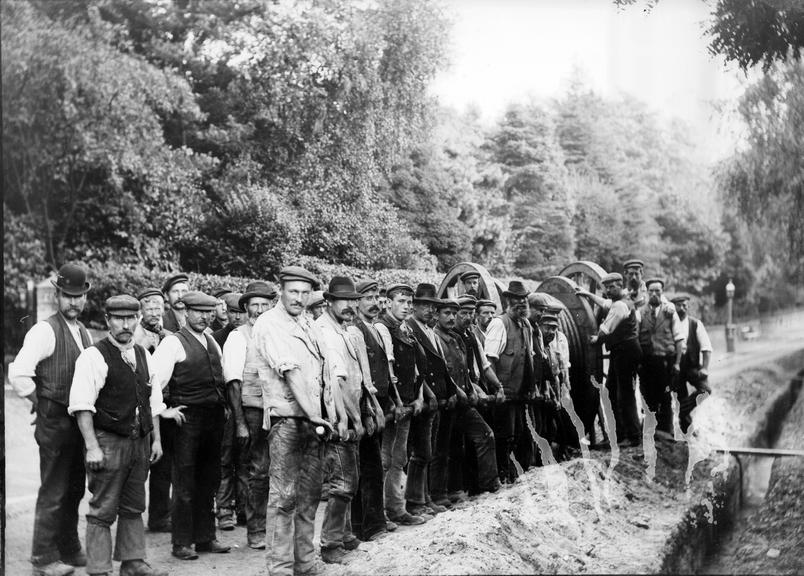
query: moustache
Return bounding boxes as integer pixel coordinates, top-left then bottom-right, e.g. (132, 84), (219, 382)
(368, 305), (380, 313)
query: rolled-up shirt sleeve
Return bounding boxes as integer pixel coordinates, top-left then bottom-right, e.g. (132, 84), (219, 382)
(484, 317), (507, 359)
(347, 326), (377, 394)
(599, 301), (629, 335)
(68, 347), (108, 415)
(373, 323), (395, 361)
(144, 348), (166, 417)
(223, 330), (247, 383)
(150, 335), (185, 390)
(8, 321), (56, 398)
(253, 315), (299, 374)
(697, 321), (713, 353)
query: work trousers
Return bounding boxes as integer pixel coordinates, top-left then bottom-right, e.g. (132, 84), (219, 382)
(85, 431), (150, 574)
(405, 408), (437, 506)
(171, 404), (225, 547)
(381, 413), (412, 518)
(147, 417), (174, 529)
(265, 417), (323, 576)
(321, 440), (360, 550)
(31, 398), (86, 566)
(216, 409), (247, 520)
(429, 406), (453, 503)
(242, 406), (270, 538)
(677, 368), (711, 433)
(351, 431), (386, 540)
(607, 344), (642, 444)
(492, 401), (530, 483)
(446, 405), (498, 495)
(639, 354), (675, 435)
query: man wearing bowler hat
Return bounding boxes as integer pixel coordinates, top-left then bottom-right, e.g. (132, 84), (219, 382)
(9, 263), (94, 576)
(252, 266), (335, 576)
(221, 281), (277, 548)
(69, 295), (172, 576)
(161, 273), (190, 333)
(579, 272), (643, 447)
(151, 291), (230, 560)
(484, 280), (536, 482)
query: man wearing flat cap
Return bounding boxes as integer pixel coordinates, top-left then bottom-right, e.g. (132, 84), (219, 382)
(9, 263), (94, 576)
(582, 272), (643, 447)
(538, 313), (574, 461)
(161, 273), (190, 333)
(306, 290), (327, 320)
(133, 289), (174, 534)
(638, 278), (685, 436)
(252, 266), (336, 576)
(151, 291), (230, 560)
(670, 294), (713, 434)
(133, 289), (171, 355)
(213, 291), (247, 532)
(460, 271), (481, 298)
(69, 295), (174, 576)
(474, 299), (497, 344)
(316, 276), (384, 563)
(374, 283), (427, 527)
(622, 259), (648, 309)
(436, 296), (501, 500)
(220, 281), (277, 549)
(484, 280), (536, 482)
(404, 283), (453, 518)
(211, 288), (233, 332)
(347, 279), (396, 541)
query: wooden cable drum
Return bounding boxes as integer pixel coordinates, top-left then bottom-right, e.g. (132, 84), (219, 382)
(438, 262), (505, 313)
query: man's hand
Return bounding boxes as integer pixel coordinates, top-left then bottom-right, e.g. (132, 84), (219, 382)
(364, 414), (376, 437)
(589, 334), (599, 345)
(455, 386), (469, 406)
(699, 368), (709, 378)
(86, 446), (104, 471)
(495, 387), (506, 404)
(447, 394), (458, 410)
(161, 405), (187, 426)
(354, 422), (365, 441)
(468, 391), (479, 406)
(412, 398), (424, 416)
(236, 421), (250, 446)
(150, 439), (163, 464)
(337, 419), (349, 441)
(672, 362), (680, 374)
(575, 287), (592, 298)
(310, 416), (334, 436)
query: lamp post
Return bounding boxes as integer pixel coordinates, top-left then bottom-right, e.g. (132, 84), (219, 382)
(725, 279), (736, 353)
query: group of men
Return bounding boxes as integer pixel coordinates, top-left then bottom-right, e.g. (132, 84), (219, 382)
(9, 257), (713, 576)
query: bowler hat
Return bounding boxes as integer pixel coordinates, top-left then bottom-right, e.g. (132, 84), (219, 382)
(222, 293), (243, 313)
(307, 291), (325, 309)
(239, 281), (277, 311)
(502, 280), (529, 299)
(180, 291), (218, 311)
(601, 272), (623, 285)
(413, 283), (441, 305)
(645, 277), (665, 290)
(51, 263), (91, 296)
(162, 273), (189, 294)
(137, 288), (163, 301)
(623, 259), (644, 270)
(457, 294), (478, 310)
(670, 294), (690, 304)
(436, 298), (460, 311)
(278, 266), (320, 290)
(356, 280), (379, 295)
(460, 270), (480, 282)
(539, 313), (560, 328)
(324, 276), (361, 300)
(213, 287), (232, 299)
(105, 295), (140, 316)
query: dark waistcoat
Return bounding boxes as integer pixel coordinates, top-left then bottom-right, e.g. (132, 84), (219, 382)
(376, 314), (420, 404)
(354, 318), (390, 399)
(496, 315), (533, 398)
(608, 298), (639, 352)
(35, 313), (92, 406)
(681, 317), (701, 371)
(438, 328), (472, 396)
(94, 338), (153, 437)
(168, 328), (225, 407)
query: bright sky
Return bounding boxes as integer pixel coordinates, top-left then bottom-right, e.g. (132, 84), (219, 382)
(430, 0), (750, 162)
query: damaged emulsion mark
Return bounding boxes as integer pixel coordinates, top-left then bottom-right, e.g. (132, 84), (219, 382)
(591, 376), (620, 504)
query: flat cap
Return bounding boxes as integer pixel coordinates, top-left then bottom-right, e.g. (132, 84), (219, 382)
(213, 287), (232, 299)
(527, 292), (552, 308)
(670, 293), (691, 304)
(644, 277), (665, 289)
(307, 290), (325, 309)
(278, 266), (320, 290)
(180, 291), (218, 311)
(105, 295), (140, 315)
(436, 298), (460, 311)
(356, 280), (379, 295)
(385, 283), (414, 297)
(457, 294), (478, 310)
(539, 313), (560, 327)
(622, 259), (644, 270)
(162, 273), (189, 294)
(475, 299), (496, 310)
(240, 281), (277, 310)
(460, 270), (481, 282)
(544, 294), (567, 312)
(137, 287), (163, 301)
(601, 272), (623, 285)
(223, 293), (244, 312)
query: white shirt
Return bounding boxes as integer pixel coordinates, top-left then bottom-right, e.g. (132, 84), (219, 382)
(222, 329), (248, 383)
(678, 316), (713, 353)
(484, 317), (508, 359)
(599, 300), (631, 336)
(8, 318), (92, 398)
(373, 323), (396, 362)
(150, 329), (222, 391)
(68, 341), (165, 417)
